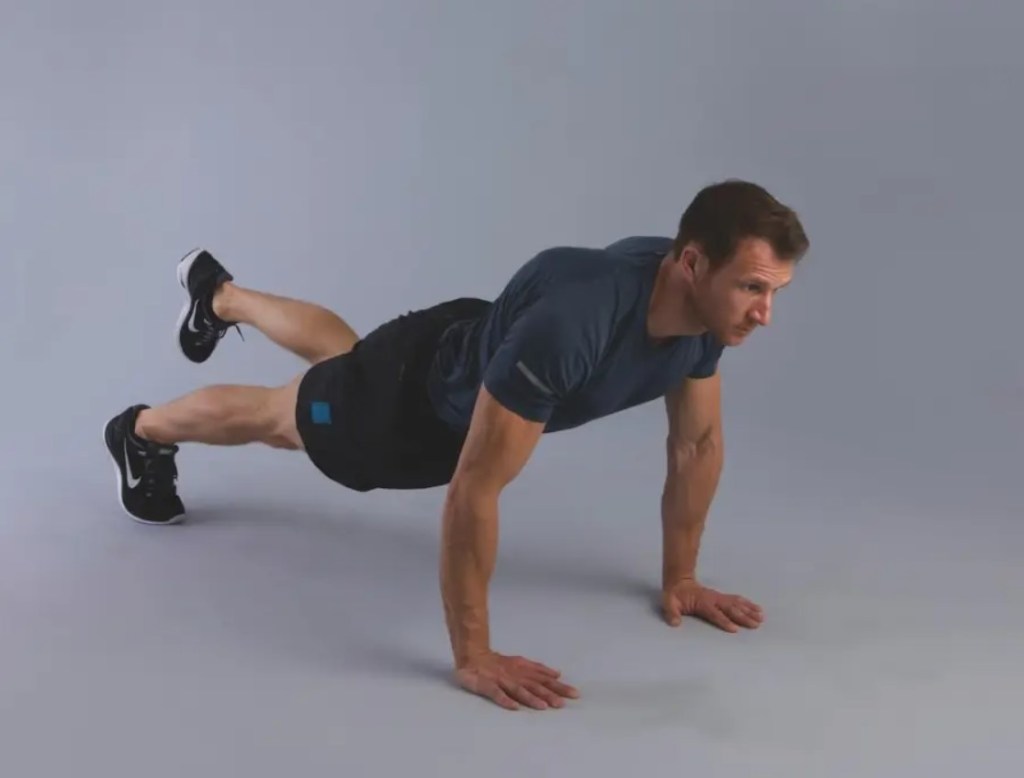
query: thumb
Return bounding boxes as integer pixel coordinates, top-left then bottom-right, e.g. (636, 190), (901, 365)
(663, 594), (683, 627)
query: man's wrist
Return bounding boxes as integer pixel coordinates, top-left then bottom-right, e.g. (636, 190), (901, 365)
(452, 642), (492, 668)
(661, 518), (702, 588)
(442, 589), (492, 667)
(662, 573), (698, 590)
(442, 594), (491, 666)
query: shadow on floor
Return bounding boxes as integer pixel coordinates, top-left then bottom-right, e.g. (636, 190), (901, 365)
(133, 497), (664, 677)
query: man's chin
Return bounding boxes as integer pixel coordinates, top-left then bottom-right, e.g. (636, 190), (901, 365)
(721, 328), (753, 346)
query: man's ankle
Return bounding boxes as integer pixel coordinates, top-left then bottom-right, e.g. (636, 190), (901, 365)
(211, 281), (238, 322)
(133, 409), (165, 444)
(132, 409), (149, 441)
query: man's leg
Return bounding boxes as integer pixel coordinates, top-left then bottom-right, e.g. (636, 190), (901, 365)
(135, 373), (304, 449)
(176, 248), (360, 365)
(105, 373), (306, 525)
(211, 282), (359, 365)
(107, 248), (365, 525)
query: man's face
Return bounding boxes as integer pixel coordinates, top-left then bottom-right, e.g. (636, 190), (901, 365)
(689, 238), (795, 346)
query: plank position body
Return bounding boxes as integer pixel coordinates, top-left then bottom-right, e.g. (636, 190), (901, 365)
(104, 179), (809, 711)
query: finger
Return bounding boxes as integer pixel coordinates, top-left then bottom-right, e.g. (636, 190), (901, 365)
(541, 677), (581, 699)
(663, 596), (683, 627)
(736, 597), (763, 614)
(702, 604), (739, 633)
(524, 666), (567, 688)
(472, 678), (520, 711)
(525, 681), (569, 708)
(457, 672), (518, 711)
(533, 666), (561, 678)
(489, 687), (521, 711)
(726, 604), (761, 628)
(742, 604), (765, 624)
(720, 596), (762, 618)
(501, 679), (550, 711)
(737, 600), (764, 620)
(510, 666), (579, 699)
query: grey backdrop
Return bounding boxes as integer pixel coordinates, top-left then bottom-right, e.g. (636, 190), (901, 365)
(1, 1), (1021, 775)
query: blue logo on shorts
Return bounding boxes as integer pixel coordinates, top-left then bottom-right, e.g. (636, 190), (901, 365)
(310, 401), (332, 425)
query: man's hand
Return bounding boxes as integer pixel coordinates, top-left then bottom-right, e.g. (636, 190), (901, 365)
(455, 651), (580, 711)
(662, 578), (764, 632)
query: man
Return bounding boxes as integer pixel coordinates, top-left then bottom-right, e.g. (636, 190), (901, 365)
(104, 179), (809, 711)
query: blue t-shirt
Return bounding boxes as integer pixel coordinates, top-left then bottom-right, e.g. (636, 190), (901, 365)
(425, 236), (725, 433)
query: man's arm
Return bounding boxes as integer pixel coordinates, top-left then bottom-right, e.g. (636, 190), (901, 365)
(440, 384), (545, 667)
(660, 371), (765, 632)
(661, 372), (724, 587)
(438, 293), (593, 709)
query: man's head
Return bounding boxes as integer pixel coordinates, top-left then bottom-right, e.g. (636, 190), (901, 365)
(653, 179), (810, 346)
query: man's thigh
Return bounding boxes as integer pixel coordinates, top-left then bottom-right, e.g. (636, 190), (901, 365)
(267, 373), (306, 451)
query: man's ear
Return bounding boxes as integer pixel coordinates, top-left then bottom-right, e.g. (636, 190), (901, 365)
(677, 244), (707, 282)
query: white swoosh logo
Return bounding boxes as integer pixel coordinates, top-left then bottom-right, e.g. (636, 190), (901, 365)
(187, 302), (205, 333)
(123, 440), (141, 488)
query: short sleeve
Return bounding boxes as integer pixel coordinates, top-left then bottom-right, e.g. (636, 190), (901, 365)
(483, 301), (601, 424)
(688, 333), (725, 379)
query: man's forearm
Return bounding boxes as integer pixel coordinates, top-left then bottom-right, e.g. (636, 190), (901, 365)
(661, 438), (723, 587)
(440, 486), (500, 667)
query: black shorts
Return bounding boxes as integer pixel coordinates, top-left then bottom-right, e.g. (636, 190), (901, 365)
(295, 297), (491, 492)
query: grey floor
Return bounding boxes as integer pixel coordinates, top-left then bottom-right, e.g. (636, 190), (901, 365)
(2, 406), (1021, 776)
(3, 0), (1023, 775)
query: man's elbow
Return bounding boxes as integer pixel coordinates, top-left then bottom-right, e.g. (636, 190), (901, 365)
(445, 471), (502, 516)
(666, 427), (722, 470)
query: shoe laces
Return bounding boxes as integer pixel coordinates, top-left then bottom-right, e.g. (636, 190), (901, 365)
(197, 321), (244, 347)
(197, 298), (245, 346)
(138, 443), (180, 499)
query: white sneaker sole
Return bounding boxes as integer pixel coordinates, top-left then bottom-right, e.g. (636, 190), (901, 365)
(175, 248), (204, 361)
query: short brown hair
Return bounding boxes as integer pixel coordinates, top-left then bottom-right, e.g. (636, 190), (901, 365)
(673, 179), (809, 267)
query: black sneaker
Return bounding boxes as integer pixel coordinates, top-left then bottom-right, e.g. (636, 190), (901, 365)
(104, 404), (185, 525)
(176, 248), (241, 363)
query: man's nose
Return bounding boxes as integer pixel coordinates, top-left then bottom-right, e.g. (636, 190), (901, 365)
(752, 297), (772, 326)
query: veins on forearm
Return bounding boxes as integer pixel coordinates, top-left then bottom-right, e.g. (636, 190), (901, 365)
(661, 441), (721, 584)
(663, 437), (722, 522)
(440, 493), (499, 663)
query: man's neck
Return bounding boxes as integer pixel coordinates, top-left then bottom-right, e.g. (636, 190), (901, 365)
(646, 255), (705, 339)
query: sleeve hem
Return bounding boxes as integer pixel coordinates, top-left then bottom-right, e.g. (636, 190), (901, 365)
(483, 376), (554, 424)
